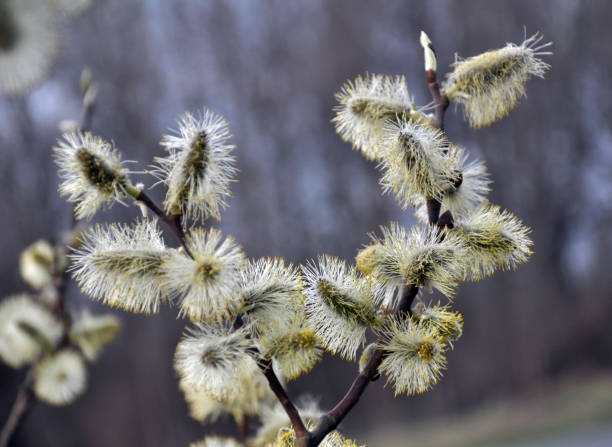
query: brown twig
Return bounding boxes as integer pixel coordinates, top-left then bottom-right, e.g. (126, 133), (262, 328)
(135, 190), (193, 258)
(305, 285), (419, 447)
(260, 359), (310, 443)
(425, 41), (450, 227)
(231, 315), (308, 444)
(0, 365), (36, 447)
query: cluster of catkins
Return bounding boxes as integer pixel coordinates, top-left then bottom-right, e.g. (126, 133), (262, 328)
(43, 32), (549, 446)
(0, 236), (120, 407)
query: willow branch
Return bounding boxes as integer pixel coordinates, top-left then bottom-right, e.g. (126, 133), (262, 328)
(0, 365), (36, 447)
(425, 41), (450, 226)
(305, 285), (418, 447)
(134, 190), (192, 258)
(260, 359), (310, 442)
(230, 314), (308, 444)
(306, 38), (454, 447)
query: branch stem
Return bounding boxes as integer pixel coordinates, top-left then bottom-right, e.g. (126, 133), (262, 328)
(260, 360), (310, 442)
(306, 285), (418, 446)
(0, 367), (35, 447)
(132, 190), (193, 258)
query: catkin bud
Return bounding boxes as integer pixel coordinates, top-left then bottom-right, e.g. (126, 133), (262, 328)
(355, 244), (385, 277)
(420, 31), (437, 72)
(174, 324), (251, 401)
(69, 310), (120, 361)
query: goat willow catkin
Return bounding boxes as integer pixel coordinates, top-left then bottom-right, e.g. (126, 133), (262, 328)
(452, 204), (533, 280)
(154, 109), (237, 222)
(378, 317), (447, 396)
(71, 219), (168, 313)
(161, 227), (245, 322)
(19, 239), (55, 290)
(358, 223), (466, 308)
(259, 318), (323, 381)
(0, 294), (62, 368)
(444, 33), (551, 127)
(333, 74), (418, 161)
(378, 118), (460, 208)
(237, 257), (303, 329)
(413, 146), (491, 224)
(54, 130), (137, 220)
(68, 310), (120, 361)
(302, 255), (381, 360)
(174, 324), (251, 401)
(33, 349), (87, 406)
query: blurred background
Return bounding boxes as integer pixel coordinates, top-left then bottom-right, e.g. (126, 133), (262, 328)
(1, 0), (612, 446)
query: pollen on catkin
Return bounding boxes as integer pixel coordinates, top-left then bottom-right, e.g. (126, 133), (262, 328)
(161, 227), (244, 322)
(301, 255), (381, 360)
(53, 130), (134, 220)
(362, 223), (466, 308)
(378, 118), (460, 209)
(271, 426), (364, 447)
(258, 316), (322, 381)
(0, 0), (61, 96)
(174, 324), (251, 401)
(0, 294), (62, 368)
(452, 204), (533, 280)
(68, 310), (120, 361)
(238, 257), (303, 330)
(378, 317), (446, 396)
(33, 349), (87, 406)
(153, 108), (237, 222)
(333, 73), (419, 161)
(444, 32), (552, 128)
(412, 303), (463, 348)
(70, 219), (168, 314)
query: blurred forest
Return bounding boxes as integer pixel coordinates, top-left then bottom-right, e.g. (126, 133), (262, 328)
(1, 0), (612, 446)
